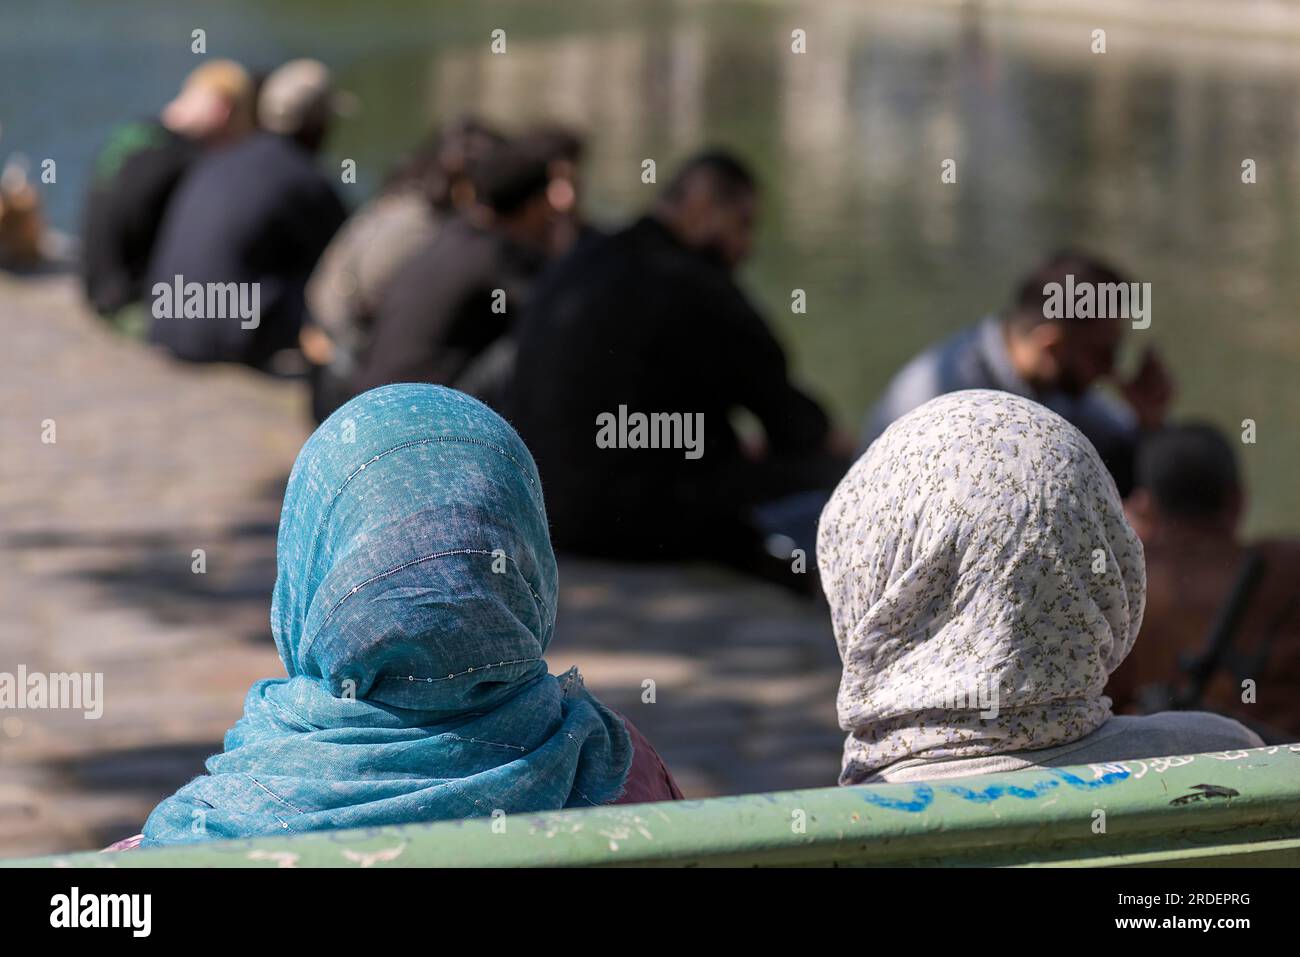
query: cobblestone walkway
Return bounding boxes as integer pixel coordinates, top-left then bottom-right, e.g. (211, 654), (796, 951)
(0, 274), (842, 857)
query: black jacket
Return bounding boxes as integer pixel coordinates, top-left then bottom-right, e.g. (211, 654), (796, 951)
(147, 132), (346, 368)
(353, 216), (543, 395)
(509, 216), (831, 555)
(82, 121), (198, 315)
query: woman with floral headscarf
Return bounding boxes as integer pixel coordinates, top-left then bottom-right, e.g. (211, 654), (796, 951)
(817, 389), (1261, 785)
(120, 384), (678, 848)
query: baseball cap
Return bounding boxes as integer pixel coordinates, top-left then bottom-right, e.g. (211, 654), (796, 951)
(257, 58), (356, 136)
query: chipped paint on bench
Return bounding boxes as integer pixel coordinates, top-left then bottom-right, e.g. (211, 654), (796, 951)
(6, 745), (1299, 868)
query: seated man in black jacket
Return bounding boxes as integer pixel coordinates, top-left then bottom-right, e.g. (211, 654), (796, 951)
(146, 59), (348, 371)
(509, 151), (849, 589)
(82, 60), (255, 326)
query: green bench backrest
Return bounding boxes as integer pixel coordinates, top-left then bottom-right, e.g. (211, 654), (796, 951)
(8, 745), (1299, 867)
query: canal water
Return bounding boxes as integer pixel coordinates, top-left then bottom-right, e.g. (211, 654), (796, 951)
(2, 0), (1296, 532)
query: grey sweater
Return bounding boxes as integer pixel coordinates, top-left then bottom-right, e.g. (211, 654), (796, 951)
(864, 712), (1264, 783)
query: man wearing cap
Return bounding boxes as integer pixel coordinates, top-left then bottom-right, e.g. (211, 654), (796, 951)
(146, 58), (348, 370)
(82, 59), (255, 326)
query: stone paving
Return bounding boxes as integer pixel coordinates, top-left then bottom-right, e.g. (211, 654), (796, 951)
(0, 273), (843, 858)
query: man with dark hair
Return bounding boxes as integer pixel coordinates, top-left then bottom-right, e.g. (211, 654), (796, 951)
(659, 150), (756, 206)
(508, 150), (849, 588)
(651, 151), (758, 268)
(1130, 424), (1242, 524)
(351, 140), (553, 395)
(861, 249), (1173, 494)
(146, 59), (348, 370)
(302, 117), (506, 421)
(1110, 423), (1300, 740)
(517, 124), (596, 258)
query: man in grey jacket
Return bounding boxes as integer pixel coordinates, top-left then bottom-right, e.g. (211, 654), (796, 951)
(861, 250), (1173, 495)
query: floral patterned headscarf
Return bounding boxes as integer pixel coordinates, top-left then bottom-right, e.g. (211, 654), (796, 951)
(817, 389), (1146, 784)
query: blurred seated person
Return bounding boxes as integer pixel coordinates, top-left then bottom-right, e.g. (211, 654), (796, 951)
(0, 157), (50, 268)
(81, 60), (255, 331)
(509, 151), (851, 591)
(521, 123), (600, 259)
(861, 250), (1174, 496)
(302, 117), (506, 422)
(1109, 423), (1300, 742)
(351, 141), (553, 401)
(451, 124), (601, 405)
(146, 59), (347, 371)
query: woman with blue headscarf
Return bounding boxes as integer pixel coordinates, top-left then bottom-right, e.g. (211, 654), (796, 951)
(122, 384), (678, 848)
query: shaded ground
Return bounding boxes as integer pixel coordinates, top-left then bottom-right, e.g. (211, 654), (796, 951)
(0, 274), (842, 858)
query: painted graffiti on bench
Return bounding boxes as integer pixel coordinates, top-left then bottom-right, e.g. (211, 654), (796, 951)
(855, 745), (1300, 814)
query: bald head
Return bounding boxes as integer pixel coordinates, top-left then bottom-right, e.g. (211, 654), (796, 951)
(162, 59), (255, 144)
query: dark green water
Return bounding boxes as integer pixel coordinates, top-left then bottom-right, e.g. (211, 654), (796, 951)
(3, 0), (1296, 532)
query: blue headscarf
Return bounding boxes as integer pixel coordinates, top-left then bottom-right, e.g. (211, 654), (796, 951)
(142, 384), (632, 846)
